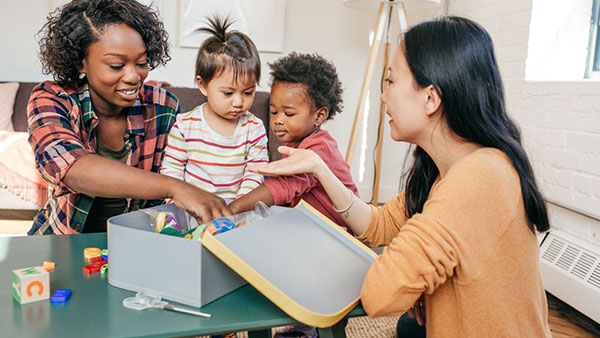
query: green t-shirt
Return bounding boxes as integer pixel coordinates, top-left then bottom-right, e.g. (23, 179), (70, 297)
(82, 137), (129, 233)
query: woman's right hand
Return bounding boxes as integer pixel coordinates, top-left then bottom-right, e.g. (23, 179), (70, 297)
(247, 146), (325, 178)
(169, 180), (231, 223)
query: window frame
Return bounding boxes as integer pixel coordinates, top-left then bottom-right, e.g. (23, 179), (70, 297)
(585, 0), (600, 78)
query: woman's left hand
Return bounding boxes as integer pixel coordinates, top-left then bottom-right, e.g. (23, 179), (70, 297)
(407, 296), (425, 326)
(247, 146), (324, 177)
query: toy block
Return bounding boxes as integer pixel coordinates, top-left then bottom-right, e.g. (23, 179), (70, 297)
(12, 266), (50, 304)
(83, 260), (108, 274)
(50, 289), (72, 303)
(84, 247), (101, 260)
(42, 261), (55, 271)
(89, 256), (103, 263)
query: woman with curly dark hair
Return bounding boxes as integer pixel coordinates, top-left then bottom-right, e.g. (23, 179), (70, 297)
(28, 0), (230, 235)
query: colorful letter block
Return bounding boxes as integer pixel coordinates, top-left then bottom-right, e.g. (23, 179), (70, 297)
(12, 266), (50, 304)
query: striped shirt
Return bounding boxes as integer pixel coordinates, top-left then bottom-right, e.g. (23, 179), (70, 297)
(160, 103), (268, 199)
(27, 81), (180, 235)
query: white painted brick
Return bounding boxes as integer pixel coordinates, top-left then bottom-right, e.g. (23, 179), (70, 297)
(496, 11), (532, 31)
(504, 78), (526, 95)
(542, 166), (572, 189)
(568, 94), (600, 114)
(544, 111), (583, 131)
(501, 27), (530, 48)
(546, 149), (580, 170)
(573, 175), (592, 196)
(566, 133), (600, 154)
(500, 62), (526, 80)
(581, 156), (600, 176)
(534, 129), (565, 148)
(583, 114), (600, 134)
(513, 107), (543, 126)
(541, 182), (574, 205)
(497, 45), (529, 62)
(591, 178), (600, 199)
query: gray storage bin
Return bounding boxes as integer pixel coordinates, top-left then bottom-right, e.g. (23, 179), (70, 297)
(107, 203), (246, 307)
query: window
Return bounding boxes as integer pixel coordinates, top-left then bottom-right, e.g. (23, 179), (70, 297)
(585, 0), (600, 78)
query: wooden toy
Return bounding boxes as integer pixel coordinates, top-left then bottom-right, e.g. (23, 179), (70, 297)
(11, 266), (50, 304)
(42, 261), (55, 271)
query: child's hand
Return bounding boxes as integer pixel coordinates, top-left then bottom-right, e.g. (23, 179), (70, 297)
(247, 146), (325, 177)
(170, 180), (231, 223)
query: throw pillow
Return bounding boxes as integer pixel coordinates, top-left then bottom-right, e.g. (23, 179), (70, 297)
(0, 82), (20, 131)
(0, 131), (48, 206)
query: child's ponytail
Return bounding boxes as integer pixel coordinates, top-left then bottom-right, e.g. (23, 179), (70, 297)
(195, 15), (260, 84)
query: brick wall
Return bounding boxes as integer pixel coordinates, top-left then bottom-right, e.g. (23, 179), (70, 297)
(449, 0), (600, 244)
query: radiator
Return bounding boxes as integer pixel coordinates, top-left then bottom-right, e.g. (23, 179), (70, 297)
(539, 230), (600, 323)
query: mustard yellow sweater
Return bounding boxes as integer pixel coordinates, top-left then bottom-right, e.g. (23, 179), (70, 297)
(357, 148), (551, 338)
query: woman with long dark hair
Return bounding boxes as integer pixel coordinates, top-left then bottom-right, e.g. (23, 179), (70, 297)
(248, 16), (551, 338)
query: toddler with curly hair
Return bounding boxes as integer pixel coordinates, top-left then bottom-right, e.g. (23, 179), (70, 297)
(230, 52), (358, 230)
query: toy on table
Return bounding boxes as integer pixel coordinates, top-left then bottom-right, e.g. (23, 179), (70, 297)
(84, 247), (101, 260)
(147, 201), (271, 239)
(83, 256), (108, 274)
(186, 201), (272, 240)
(123, 292), (211, 318)
(141, 208), (193, 235)
(50, 289), (72, 304)
(12, 266), (50, 304)
(101, 249), (108, 261)
(42, 261), (55, 271)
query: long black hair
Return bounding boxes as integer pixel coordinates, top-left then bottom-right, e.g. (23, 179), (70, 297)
(402, 16), (549, 233)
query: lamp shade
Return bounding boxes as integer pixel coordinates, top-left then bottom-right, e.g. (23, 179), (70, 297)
(343, 0), (440, 11)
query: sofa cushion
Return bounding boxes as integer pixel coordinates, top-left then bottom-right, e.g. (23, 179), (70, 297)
(12, 82), (37, 132)
(0, 82), (20, 131)
(0, 131), (48, 207)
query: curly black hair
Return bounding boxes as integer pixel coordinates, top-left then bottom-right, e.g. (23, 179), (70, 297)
(269, 52), (343, 120)
(195, 16), (261, 85)
(37, 0), (171, 89)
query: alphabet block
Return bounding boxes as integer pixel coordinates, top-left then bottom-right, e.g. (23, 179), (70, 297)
(12, 266), (50, 304)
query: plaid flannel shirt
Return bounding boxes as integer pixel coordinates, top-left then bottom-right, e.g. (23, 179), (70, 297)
(27, 81), (180, 235)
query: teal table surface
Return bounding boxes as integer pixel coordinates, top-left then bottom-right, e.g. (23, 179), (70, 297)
(0, 233), (366, 338)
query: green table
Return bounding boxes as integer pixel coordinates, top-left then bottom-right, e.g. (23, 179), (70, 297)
(0, 233), (365, 338)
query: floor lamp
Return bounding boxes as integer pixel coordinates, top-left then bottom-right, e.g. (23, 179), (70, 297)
(342, 0), (440, 203)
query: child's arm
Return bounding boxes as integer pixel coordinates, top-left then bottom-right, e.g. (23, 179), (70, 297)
(229, 184), (274, 214)
(236, 118), (269, 198)
(160, 118), (188, 182)
(247, 147), (372, 235)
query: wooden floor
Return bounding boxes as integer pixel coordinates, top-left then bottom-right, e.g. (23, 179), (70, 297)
(547, 294), (600, 338)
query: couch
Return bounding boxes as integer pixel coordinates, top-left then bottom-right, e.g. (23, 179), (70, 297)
(1, 81), (281, 219)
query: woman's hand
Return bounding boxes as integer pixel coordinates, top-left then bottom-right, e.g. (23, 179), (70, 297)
(247, 146), (325, 178)
(169, 180), (231, 223)
(407, 295), (425, 326)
